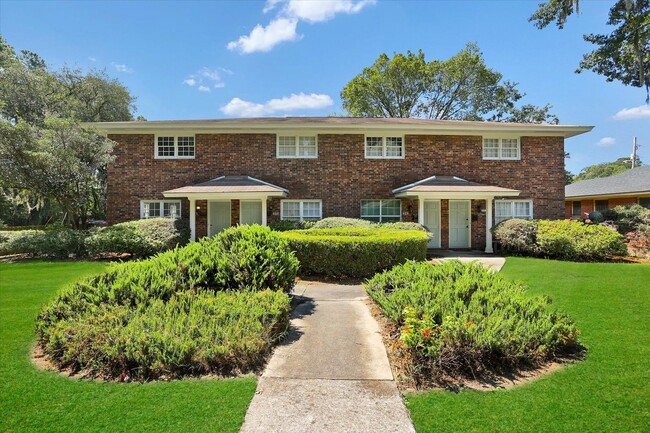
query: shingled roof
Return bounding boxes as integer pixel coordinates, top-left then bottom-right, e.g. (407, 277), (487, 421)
(393, 175), (520, 196)
(163, 176), (288, 195)
(565, 165), (650, 198)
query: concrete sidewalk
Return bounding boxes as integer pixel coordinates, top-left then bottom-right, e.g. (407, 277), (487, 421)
(241, 281), (415, 433)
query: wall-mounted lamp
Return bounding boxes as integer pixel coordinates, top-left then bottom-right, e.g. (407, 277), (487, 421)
(196, 205), (201, 210)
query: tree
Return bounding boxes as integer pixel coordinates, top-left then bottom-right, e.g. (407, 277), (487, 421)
(341, 43), (558, 123)
(564, 152), (575, 184)
(0, 35), (136, 227)
(573, 157), (643, 182)
(531, 0), (650, 103)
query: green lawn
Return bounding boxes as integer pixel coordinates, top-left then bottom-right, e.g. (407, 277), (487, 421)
(406, 257), (650, 433)
(0, 261), (256, 433)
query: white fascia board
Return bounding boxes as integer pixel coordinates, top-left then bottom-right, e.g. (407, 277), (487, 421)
(163, 191), (287, 200)
(395, 191), (521, 200)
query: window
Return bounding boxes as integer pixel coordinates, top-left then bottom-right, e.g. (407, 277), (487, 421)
(482, 138), (520, 160)
(141, 200), (181, 219)
(365, 136), (404, 158)
(572, 201), (582, 217)
(595, 200), (609, 212)
(155, 136), (195, 158)
(281, 200), (322, 221)
(494, 200), (533, 225)
(640, 197), (650, 209)
(360, 199), (401, 222)
(277, 136), (317, 158)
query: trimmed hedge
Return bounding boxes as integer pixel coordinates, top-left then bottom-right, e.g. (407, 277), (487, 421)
(85, 218), (190, 258)
(311, 217), (374, 229)
(366, 260), (581, 385)
(492, 219), (539, 255)
(0, 228), (86, 258)
(36, 225), (298, 380)
(280, 227), (429, 277)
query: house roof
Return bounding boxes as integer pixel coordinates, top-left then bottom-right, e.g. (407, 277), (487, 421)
(393, 175), (520, 196)
(163, 176), (288, 195)
(89, 117), (593, 138)
(565, 165), (650, 199)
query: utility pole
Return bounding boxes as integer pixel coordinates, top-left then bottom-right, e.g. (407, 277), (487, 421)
(631, 137), (639, 169)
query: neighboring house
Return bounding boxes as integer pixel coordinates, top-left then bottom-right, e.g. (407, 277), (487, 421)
(565, 165), (650, 218)
(94, 117), (591, 252)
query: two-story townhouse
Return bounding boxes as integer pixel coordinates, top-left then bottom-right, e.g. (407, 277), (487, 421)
(93, 117), (592, 252)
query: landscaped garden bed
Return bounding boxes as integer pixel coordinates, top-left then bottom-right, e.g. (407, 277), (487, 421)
(366, 260), (582, 389)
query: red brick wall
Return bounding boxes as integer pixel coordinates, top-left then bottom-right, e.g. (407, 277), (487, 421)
(107, 132), (565, 249)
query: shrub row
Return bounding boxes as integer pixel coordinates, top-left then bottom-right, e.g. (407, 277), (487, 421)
(272, 217), (430, 233)
(365, 260), (580, 386)
(493, 219), (627, 261)
(0, 218), (189, 259)
(280, 227), (429, 277)
(36, 225), (298, 380)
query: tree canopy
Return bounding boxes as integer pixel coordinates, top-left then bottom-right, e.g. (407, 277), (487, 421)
(340, 43), (558, 123)
(572, 157), (643, 182)
(530, 0), (650, 103)
(0, 35), (136, 228)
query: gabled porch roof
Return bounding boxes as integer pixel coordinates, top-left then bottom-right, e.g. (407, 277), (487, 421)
(393, 175), (520, 199)
(163, 175), (288, 199)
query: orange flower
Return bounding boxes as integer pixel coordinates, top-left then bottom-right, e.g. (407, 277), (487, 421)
(420, 328), (432, 340)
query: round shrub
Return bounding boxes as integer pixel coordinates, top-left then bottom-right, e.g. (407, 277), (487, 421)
(536, 220), (627, 261)
(85, 218), (190, 258)
(280, 227), (429, 277)
(379, 221), (429, 232)
(0, 227), (86, 258)
(365, 260), (581, 386)
(311, 217), (374, 229)
(492, 219), (539, 255)
(601, 204), (650, 234)
(35, 225), (296, 380)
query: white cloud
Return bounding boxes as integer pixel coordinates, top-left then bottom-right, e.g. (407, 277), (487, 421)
(263, 0), (284, 13)
(284, 0), (376, 23)
(596, 137), (617, 147)
(88, 57), (97, 62)
(112, 63), (133, 73)
(613, 104), (650, 120)
(227, 18), (300, 54)
(221, 92), (333, 117)
(183, 67), (228, 92)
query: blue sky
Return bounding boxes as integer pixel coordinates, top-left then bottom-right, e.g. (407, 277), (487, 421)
(1, 0), (648, 174)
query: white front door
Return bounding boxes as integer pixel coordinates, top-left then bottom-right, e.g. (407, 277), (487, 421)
(240, 200), (263, 225)
(449, 200), (470, 248)
(208, 201), (231, 236)
(423, 200), (440, 248)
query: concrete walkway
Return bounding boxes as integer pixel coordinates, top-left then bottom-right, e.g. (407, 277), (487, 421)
(429, 250), (506, 272)
(241, 281), (415, 433)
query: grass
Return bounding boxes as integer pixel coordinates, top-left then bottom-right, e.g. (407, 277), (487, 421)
(0, 261), (256, 433)
(405, 257), (650, 433)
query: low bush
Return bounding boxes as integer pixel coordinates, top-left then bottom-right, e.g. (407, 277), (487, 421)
(311, 217), (374, 229)
(601, 204), (650, 234)
(493, 219), (539, 255)
(280, 227), (428, 277)
(536, 220), (627, 261)
(36, 225), (298, 380)
(269, 220), (299, 231)
(366, 260), (580, 386)
(85, 218), (190, 258)
(379, 221), (429, 232)
(0, 227), (86, 258)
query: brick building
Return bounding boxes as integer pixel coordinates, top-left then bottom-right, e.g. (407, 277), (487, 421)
(94, 117), (592, 252)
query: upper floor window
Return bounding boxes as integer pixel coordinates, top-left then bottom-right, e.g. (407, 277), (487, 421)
(361, 199), (401, 222)
(155, 136), (195, 159)
(281, 200), (322, 221)
(141, 200), (181, 219)
(365, 136), (404, 159)
(277, 135), (317, 158)
(495, 199), (532, 225)
(482, 138), (520, 160)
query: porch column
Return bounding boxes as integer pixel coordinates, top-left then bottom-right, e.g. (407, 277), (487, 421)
(418, 197), (424, 225)
(485, 196), (493, 253)
(189, 198), (196, 242)
(261, 198), (268, 226)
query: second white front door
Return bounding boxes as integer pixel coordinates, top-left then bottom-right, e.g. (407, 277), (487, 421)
(449, 200), (470, 248)
(423, 200), (440, 248)
(240, 200), (263, 225)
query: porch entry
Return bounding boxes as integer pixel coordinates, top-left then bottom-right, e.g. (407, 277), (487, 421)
(449, 200), (470, 248)
(423, 200), (440, 248)
(208, 201), (231, 237)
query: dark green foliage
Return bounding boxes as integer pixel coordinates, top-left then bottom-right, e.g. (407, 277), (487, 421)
(311, 217), (375, 229)
(35, 225), (297, 380)
(0, 227), (86, 258)
(600, 204), (650, 234)
(493, 219), (539, 255)
(366, 261), (580, 384)
(280, 227), (428, 277)
(536, 220), (627, 260)
(85, 218), (190, 258)
(269, 220), (299, 231)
